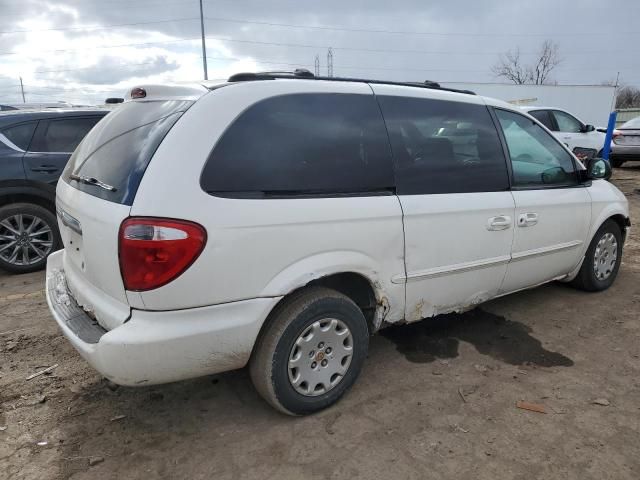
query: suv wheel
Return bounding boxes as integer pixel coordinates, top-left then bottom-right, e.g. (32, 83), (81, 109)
(0, 203), (61, 274)
(250, 286), (369, 415)
(571, 219), (622, 291)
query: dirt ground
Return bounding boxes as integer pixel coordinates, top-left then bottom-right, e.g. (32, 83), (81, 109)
(1, 168), (640, 480)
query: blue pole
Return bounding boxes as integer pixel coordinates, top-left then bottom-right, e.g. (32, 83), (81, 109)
(601, 111), (617, 160)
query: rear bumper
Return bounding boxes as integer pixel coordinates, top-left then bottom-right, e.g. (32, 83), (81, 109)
(610, 144), (640, 160)
(46, 250), (281, 386)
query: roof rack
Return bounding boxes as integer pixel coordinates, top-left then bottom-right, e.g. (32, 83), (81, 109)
(226, 69), (476, 95)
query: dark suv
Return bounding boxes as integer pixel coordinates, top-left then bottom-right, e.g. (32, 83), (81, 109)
(0, 108), (108, 273)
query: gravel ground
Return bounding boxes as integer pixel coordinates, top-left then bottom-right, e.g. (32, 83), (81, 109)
(1, 167), (639, 480)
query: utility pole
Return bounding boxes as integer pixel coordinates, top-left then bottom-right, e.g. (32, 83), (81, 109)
(199, 0), (208, 80)
(19, 77), (25, 103)
(327, 47), (333, 77)
(314, 55), (320, 76)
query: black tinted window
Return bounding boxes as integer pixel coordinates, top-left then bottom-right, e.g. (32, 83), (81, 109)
(529, 110), (555, 130)
(378, 96), (508, 195)
(201, 93), (394, 197)
(31, 117), (102, 152)
(2, 121), (37, 150)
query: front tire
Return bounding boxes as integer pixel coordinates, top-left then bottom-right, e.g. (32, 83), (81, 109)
(250, 286), (369, 415)
(0, 203), (61, 274)
(571, 220), (622, 291)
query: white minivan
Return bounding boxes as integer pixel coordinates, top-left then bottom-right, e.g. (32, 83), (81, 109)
(46, 71), (629, 415)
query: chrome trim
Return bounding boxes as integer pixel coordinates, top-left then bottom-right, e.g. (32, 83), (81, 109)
(511, 240), (583, 261)
(394, 240), (584, 284)
(392, 254), (511, 284)
(56, 205), (82, 235)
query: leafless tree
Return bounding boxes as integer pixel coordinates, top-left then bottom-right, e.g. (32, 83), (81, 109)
(616, 85), (640, 109)
(491, 40), (562, 85)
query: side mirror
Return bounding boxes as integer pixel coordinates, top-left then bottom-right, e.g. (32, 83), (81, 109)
(582, 124), (596, 133)
(585, 157), (612, 181)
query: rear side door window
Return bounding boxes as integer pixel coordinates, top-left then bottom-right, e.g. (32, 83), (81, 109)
(495, 109), (578, 187)
(30, 116), (102, 153)
(201, 93), (394, 197)
(377, 95), (509, 194)
(528, 110), (556, 131)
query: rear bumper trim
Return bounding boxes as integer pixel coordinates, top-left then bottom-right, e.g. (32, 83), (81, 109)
(46, 265), (106, 344)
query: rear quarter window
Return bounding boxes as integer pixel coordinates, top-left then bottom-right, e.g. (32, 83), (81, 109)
(200, 93), (394, 198)
(1, 121), (37, 150)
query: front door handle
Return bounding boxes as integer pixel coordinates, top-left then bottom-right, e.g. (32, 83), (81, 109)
(31, 165), (58, 173)
(487, 215), (512, 231)
(518, 212), (538, 227)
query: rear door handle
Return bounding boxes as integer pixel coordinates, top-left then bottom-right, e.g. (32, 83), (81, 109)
(31, 165), (58, 173)
(487, 215), (512, 231)
(518, 212), (538, 227)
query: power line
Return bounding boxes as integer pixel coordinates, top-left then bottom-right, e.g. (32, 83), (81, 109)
(203, 15), (640, 38)
(2, 31), (638, 58)
(0, 17), (199, 35)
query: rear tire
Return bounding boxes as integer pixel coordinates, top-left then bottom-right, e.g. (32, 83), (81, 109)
(571, 220), (622, 291)
(250, 286), (369, 415)
(0, 203), (61, 274)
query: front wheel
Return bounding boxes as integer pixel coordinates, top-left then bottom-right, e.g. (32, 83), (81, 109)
(571, 220), (622, 291)
(250, 286), (369, 415)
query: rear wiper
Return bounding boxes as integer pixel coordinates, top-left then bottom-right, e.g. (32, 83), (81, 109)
(69, 174), (117, 192)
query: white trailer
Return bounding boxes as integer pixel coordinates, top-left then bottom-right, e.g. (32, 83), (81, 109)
(441, 82), (616, 128)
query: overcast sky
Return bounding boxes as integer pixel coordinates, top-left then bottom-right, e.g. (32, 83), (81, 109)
(1, 0), (639, 105)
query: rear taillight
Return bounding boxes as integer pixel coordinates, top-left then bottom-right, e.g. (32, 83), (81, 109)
(612, 130), (622, 144)
(119, 217), (206, 291)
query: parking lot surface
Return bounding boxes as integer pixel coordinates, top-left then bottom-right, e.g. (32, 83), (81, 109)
(1, 168), (640, 480)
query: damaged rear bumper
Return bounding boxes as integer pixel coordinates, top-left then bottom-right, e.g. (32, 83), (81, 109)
(46, 250), (281, 386)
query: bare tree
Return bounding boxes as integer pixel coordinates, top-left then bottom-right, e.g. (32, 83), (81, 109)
(491, 40), (562, 85)
(616, 85), (640, 109)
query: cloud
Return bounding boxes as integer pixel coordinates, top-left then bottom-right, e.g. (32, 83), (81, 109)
(0, 0), (639, 105)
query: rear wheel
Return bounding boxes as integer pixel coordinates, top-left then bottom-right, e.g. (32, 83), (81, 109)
(250, 286), (369, 415)
(571, 220), (622, 291)
(0, 203), (61, 274)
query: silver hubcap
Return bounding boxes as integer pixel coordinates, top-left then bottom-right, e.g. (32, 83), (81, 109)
(0, 214), (53, 266)
(593, 232), (618, 281)
(288, 318), (353, 396)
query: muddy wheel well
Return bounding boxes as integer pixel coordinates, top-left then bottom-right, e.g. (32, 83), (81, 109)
(608, 214), (629, 242)
(306, 272), (377, 332)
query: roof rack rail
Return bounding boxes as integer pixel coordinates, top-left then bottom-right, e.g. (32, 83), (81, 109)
(226, 70), (475, 95)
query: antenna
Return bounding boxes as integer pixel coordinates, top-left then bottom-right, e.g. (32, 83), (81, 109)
(327, 47), (334, 78)
(314, 55), (320, 77)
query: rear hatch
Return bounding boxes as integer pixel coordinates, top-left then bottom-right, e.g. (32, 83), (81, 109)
(56, 97), (196, 329)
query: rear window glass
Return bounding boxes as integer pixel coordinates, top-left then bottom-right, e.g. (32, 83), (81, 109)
(63, 100), (192, 205)
(2, 121), (37, 150)
(622, 117), (640, 128)
(201, 93), (394, 198)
